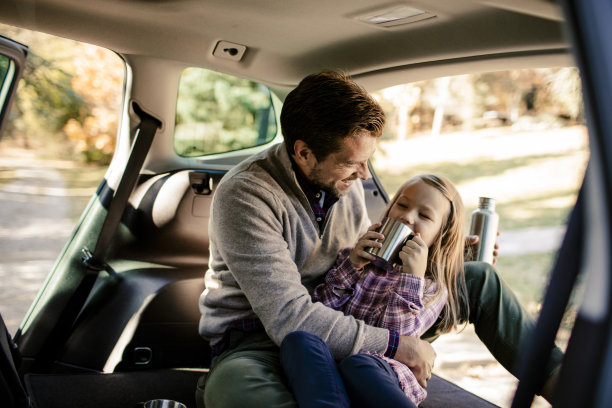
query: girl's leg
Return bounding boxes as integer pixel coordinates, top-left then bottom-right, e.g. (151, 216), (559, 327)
(279, 331), (350, 408)
(338, 354), (418, 408)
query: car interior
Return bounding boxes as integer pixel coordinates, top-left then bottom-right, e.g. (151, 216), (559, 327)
(1, 0), (612, 407)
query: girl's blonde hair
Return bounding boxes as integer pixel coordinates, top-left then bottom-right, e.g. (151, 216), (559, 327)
(384, 174), (468, 333)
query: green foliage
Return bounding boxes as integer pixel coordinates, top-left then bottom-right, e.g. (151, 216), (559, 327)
(174, 68), (276, 156)
(0, 25), (89, 157)
(496, 251), (556, 307)
(0, 55), (9, 85)
(0, 24), (123, 163)
(19, 52), (87, 132)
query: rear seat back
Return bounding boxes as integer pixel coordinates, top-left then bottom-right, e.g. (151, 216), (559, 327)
(111, 170), (225, 370)
(121, 170), (226, 266)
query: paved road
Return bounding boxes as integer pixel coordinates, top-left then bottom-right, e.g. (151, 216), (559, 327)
(0, 147), (558, 407)
(0, 149), (91, 334)
(497, 226), (565, 256)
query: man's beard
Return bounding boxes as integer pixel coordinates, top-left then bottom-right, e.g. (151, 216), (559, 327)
(309, 166), (354, 198)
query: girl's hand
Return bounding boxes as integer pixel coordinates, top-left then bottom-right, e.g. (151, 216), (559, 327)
(399, 233), (428, 277)
(349, 223), (384, 269)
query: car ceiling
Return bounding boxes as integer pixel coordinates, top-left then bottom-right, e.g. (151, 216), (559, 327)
(1, 0), (570, 89)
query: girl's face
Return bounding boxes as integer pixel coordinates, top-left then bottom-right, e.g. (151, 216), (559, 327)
(387, 179), (451, 247)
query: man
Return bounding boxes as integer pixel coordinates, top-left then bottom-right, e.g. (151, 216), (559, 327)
(197, 70), (562, 407)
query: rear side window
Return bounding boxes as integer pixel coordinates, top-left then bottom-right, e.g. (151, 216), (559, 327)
(174, 68), (277, 157)
(0, 54), (12, 95)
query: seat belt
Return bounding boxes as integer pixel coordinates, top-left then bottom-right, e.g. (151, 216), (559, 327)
(34, 102), (161, 369)
(81, 102), (161, 275)
(1, 313), (30, 407)
(511, 176), (585, 407)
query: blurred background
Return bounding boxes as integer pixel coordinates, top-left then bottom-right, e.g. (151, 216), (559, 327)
(0, 23), (587, 407)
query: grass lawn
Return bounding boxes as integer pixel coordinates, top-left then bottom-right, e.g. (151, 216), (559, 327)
(496, 251), (556, 312)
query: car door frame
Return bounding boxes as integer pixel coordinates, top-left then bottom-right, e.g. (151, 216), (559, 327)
(553, 0), (612, 406)
(0, 35), (27, 139)
(510, 0), (612, 406)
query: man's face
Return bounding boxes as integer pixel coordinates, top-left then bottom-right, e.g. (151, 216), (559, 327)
(305, 130), (377, 197)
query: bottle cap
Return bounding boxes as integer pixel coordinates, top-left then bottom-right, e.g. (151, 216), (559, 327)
(478, 196), (496, 211)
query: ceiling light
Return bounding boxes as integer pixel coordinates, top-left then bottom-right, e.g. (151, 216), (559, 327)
(357, 5), (435, 28)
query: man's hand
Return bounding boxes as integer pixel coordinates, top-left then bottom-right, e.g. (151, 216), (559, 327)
(465, 233), (500, 264)
(394, 335), (436, 388)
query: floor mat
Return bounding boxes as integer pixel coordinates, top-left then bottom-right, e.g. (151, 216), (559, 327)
(25, 369), (497, 407)
(25, 369), (207, 408)
(421, 374), (500, 407)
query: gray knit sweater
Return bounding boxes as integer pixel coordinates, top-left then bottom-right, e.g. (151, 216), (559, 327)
(198, 142), (389, 359)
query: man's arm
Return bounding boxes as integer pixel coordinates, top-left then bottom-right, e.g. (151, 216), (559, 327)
(208, 175), (389, 358)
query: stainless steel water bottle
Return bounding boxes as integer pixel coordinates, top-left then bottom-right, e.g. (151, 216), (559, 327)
(469, 197), (499, 264)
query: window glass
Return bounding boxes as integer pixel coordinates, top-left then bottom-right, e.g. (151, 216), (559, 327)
(0, 54), (8, 75)
(0, 54), (10, 89)
(370, 68), (587, 396)
(174, 68), (277, 157)
(0, 23), (125, 334)
(0, 54), (16, 118)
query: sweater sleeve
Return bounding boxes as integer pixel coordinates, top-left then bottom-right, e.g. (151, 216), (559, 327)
(380, 275), (447, 337)
(207, 175), (389, 359)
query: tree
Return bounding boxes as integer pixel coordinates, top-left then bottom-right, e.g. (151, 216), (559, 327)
(175, 68), (275, 156)
(0, 25), (86, 152)
(63, 43), (123, 163)
(0, 24), (124, 163)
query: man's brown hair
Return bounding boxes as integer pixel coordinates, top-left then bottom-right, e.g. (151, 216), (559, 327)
(281, 70), (385, 161)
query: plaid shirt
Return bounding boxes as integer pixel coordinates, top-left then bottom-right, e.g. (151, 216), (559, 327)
(294, 165), (339, 230)
(313, 247), (447, 405)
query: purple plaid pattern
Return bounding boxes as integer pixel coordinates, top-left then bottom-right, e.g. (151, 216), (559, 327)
(376, 354), (428, 404)
(384, 331), (400, 358)
(313, 247), (447, 405)
(295, 169), (338, 228)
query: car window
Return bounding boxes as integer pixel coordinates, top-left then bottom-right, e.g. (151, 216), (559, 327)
(0, 35), (27, 139)
(0, 54), (11, 95)
(174, 68), (277, 157)
(0, 25), (125, 334)
(0, 54), (15, 127)
(370, 67), (587, 396)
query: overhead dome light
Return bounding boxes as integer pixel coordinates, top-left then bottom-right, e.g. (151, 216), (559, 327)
(357, 5), (435, 28)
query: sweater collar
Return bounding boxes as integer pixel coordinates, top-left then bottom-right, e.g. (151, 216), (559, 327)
(280, 143), (339, 224)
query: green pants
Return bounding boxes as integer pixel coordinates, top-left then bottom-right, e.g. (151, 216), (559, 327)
(197, 262), (564, 408)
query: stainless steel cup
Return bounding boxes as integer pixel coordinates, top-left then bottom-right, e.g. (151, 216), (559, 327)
(366, 217), (413, 267)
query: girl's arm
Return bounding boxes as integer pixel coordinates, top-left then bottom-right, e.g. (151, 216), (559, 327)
(313, 223), (384, 309)
(312, 248), (365, 309)
(380, 276), (447, 336)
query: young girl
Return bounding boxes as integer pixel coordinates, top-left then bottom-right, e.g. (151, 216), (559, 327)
(280, 173), (468, 408)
